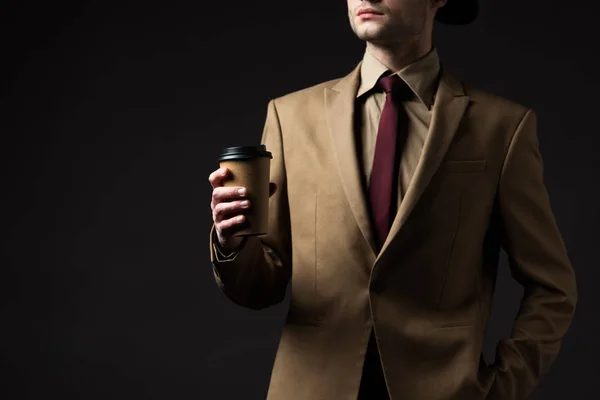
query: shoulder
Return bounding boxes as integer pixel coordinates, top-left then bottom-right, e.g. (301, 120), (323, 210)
(459, 80), (533, 126)
(269, 77), (342, 113)
(440, 71), (537, 146)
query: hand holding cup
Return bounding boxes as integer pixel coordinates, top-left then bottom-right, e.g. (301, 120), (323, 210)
(209, 145), (275, 252)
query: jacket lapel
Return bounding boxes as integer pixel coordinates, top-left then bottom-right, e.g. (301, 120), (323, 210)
(324, 65), (470, 266)
(324, 62), (378, 262)
(376, 71), (471, 263)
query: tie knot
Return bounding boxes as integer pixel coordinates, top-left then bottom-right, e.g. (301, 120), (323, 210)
(378, 74), (404, 94)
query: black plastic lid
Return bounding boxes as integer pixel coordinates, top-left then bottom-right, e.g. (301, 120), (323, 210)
(217, 145), (272, 162)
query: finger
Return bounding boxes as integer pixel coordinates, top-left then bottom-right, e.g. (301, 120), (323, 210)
(212, 186), (247, 205)
(269, 182), (277, 197)
(213, 200), (250, 223)
(211, 186), (248, 212)
(208, 167), (229, 188)
(217, 214), (246, 232)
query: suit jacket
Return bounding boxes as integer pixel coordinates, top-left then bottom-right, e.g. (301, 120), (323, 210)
(209, 62), (578, 400)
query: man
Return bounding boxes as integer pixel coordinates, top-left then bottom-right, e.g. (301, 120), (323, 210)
(207, 0), (577, 399)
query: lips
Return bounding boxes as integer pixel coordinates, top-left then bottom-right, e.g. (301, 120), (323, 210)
(357, 8), (383, 16)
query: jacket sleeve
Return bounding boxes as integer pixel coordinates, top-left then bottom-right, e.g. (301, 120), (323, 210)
(487, 109), (578, 399)
(208, 99), (292, 309)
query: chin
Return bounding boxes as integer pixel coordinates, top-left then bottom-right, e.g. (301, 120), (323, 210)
(354, 26), (387, 42)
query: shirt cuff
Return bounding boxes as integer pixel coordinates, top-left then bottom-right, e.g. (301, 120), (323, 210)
(212, 229), (247, 262)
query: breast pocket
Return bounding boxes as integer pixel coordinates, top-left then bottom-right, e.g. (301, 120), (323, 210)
(440, 159), (487, 174)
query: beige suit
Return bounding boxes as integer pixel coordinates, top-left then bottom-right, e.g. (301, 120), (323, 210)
(209, 56), (577, 399)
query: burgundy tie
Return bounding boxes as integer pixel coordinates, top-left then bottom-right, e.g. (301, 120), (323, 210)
(369, 74), (407, 251)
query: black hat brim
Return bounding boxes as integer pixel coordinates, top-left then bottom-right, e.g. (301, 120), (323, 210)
(435, 0), (479, 25)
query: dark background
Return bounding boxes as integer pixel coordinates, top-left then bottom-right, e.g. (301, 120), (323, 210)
(1, 1), (598, 399)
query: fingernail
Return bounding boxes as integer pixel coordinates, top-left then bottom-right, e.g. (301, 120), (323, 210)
(241, 200), (249, 207)
(237, 215), (244, 222)
(238, 188), (246, 196)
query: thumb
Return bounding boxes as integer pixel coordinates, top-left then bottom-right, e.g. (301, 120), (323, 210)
(269, 182), (277, 197)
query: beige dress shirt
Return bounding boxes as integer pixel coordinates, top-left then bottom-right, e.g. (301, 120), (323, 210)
(357, 47), (440, 207)
(214, 47), (441, 259)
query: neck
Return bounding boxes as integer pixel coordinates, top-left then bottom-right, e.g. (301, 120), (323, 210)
(365, 35), (433, 72)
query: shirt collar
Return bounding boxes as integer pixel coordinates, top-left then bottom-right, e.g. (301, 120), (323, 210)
(357, 47), (440, 109)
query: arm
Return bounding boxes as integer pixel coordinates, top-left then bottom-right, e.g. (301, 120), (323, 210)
(209, 99), (292, 309)
(488, 109), (578, 399)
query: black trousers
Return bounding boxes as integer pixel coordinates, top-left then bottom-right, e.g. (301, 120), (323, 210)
(357, 330), (390, 399)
